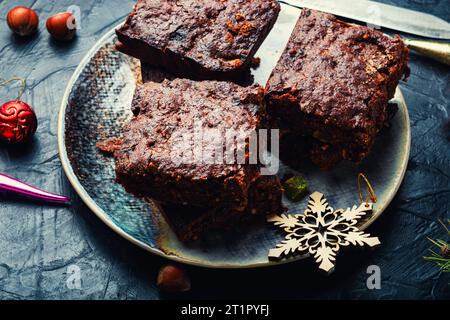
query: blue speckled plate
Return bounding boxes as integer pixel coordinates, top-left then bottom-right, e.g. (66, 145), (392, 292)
(57, 4), (410, 268)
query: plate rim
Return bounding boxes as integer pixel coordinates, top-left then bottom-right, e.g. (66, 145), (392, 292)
(57, 25), (411, 269)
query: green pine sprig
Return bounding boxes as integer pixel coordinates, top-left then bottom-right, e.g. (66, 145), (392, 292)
(424, 220), (450, 272)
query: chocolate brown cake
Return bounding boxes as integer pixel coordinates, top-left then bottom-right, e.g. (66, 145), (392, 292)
(265, 9), (409, 169)
(114, 78), (278, 212)
(161, 175), (284, 242)
(116, 0), (280, 81)
(140, 63), (175, 84)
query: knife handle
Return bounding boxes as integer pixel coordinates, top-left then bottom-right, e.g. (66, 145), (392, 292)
(403, 38), (450, 66)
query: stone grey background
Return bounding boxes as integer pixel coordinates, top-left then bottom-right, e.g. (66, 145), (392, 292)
(0, 0), (449, 300)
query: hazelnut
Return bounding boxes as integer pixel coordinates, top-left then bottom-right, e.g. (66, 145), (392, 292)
(46, 12), (76, 41)
(157, 265), (191, 293)
(7, 6), (39, 37)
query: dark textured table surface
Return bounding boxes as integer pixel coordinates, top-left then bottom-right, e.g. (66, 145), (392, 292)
(0, 0), (449, 300)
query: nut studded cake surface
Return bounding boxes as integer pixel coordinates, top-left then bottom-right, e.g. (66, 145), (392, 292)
(116, 0), (280, 80)
(114, 79), (265, 210)
(265, 9), (409, 168)
(161, 175), (284, 242)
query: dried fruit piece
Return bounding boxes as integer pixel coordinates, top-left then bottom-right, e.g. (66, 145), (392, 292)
(283, 176), (308, 202)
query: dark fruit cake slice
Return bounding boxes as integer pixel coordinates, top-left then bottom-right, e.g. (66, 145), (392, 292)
(114, 78), (282, 213)
(116, 0), (280, 81)
(160, 175), (284, 242)
(265, 9), (409, 169)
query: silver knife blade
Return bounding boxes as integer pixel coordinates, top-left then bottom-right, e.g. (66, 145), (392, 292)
(281, 0), (450, 39)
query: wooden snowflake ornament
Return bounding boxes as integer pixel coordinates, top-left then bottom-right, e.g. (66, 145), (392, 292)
(268, 192), (381, 273)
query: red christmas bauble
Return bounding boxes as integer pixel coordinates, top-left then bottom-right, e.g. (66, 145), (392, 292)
(0, 100), (37, 144)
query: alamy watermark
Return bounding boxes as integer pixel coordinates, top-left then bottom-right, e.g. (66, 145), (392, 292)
(67, 5), (81, 30)
(366, 4), (382, 30)
(66, 264), (82, 290)
(366, 265), (381, 290)
(167, 119), (280, 175)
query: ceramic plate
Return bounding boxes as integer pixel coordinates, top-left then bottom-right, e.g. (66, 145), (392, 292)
(58, 3), (410, 268)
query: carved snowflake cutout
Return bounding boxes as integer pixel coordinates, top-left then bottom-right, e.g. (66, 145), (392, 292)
(268, 191), (380, 273)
